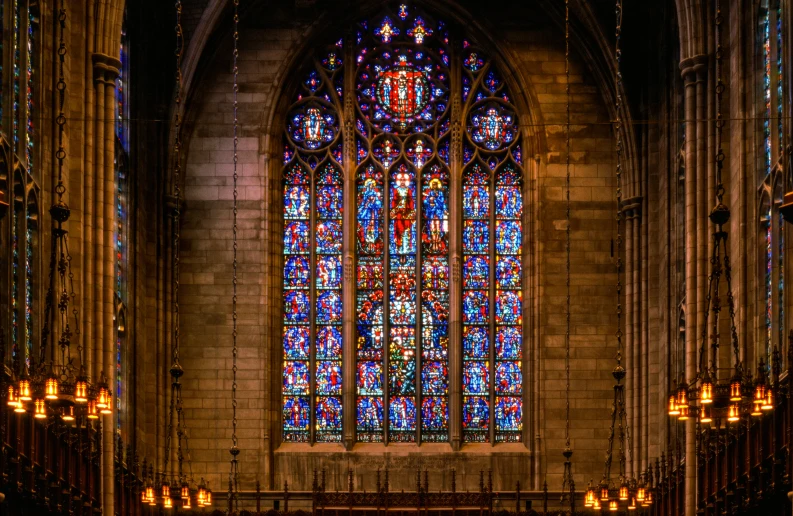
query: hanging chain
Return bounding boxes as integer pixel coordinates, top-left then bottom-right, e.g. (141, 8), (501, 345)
(172, 0), (184, 366)
(164, 0), (184, 481)
(55, 8), (67, 199)
(614, 0), (624, 368)
(564, 0), (572, 452)
(229, 0), (241, 511)
(714, 0), (725, 200)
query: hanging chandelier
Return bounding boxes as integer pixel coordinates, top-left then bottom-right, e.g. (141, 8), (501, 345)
(584, 0), (651, 510)
(141, 0), (210, 509)
(666, 0), (771, 429)
(3, 6), (111, 425)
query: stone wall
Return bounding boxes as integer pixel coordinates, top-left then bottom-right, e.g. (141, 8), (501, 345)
(175, 1), (621, 494)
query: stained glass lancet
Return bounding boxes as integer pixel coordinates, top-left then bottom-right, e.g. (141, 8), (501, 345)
(282, 38), (344, 443)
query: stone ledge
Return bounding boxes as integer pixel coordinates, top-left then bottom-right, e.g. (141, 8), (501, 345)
(275, 442), (531, 455)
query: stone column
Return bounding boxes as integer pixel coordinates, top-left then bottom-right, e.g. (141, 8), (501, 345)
(342, 36), (357, 450)
(448, 46), (463, 451)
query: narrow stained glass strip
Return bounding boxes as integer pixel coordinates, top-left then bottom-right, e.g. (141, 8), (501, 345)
(389, 164), (417, 442)
(282, 161), (311, 442)
(494, 164), (522, 442)
(420, 164), (449, 441)
(315, 162), (343, 442)
(357, 164), (385, 441)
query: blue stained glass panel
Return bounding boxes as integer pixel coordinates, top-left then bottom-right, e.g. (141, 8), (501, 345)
(463, 327), (489, 359)
(283, 396), (310, 436)
(495, 291), (522, 325)
(389, 396), (417, 433)
(421, 325), (448, 359)
(463, 256), (489, 289)
(316, 221), (343, 253)
(357, 361), (383, 395)
(496, 256), (521, 289)
(463, 397), (490, 432)
(284, 291), (310, 323)
(284, 185), (310, 219)
(283, 361), (310, 395)
(463, 290), (489, 324)
(316, 185), (343, 218)
(495, 186), (523, 218)
(463, 361), (490, 394)
(357, 324), (384, 360)
(316, 362), (343, 395)
(495, 362), (522, 394)
(284, 256), (310, 288)
(316, 291), (342, 323)
(495, 397), (522, 432)
(315, 397), (343, 439)
(463, 221), (489, 253)
(422, 361), (448, 394)
(422, 397), (448, 431)
(357, 290), (384, 324)
(495, 221), (521, 255)
(283, 327), (310, 359)
(317, 326), (343, 359)
(284, 221), (310, 254)
(316, 255), (342, 289)
(356, 396), (384, 440)
(463, 186), (490, 218)
(495, 327), (522, 360)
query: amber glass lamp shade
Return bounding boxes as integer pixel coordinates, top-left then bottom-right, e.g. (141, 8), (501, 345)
(145, 486), (154, 503)
(677, 404), (689, 421)
(727, 403), (740, 422)
(676, 383), (688, 406)
(197, 488), (206, 506)
(164, 497), (173, 509)
(74, 378), (89, 403)
(7, 386), (17, 407)
(87, 400), (99, 419)
(628, 497), (637, 510)
(181, 484), (190, 499)
(97, 383), (110, 409)
(601, 486), (610, 501)
(592, 498), (601, 510)
(761, 388), (774, 410)
(45, 376), (59, 400)
(34, 399), (47, 419)
(668, 395), (679, 416)
(162, 482), (171, 498)
(700, 403), (712, 424)
(645, 491), (654, 505)
(183, 495), (192, 510)
(206, 490), (212, 506)
(699, 378), (713, 404)
(609, 500), (619, 511)
(584, 488), (594, 507)
(18, 378), (31, 401)
(636, 486), (646, 503)
(619, 484), (629, 501)
(729, 377), (742, 401)
(62, 405), (75, 421)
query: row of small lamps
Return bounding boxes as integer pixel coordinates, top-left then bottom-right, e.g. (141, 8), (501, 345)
(668, 368), (775, 424)
(6, 374), (113, 421)
(584, 483), (654, 511)
(141, 479), (212, 509)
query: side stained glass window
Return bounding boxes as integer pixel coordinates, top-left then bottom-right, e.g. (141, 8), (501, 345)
(282, 5), (525, 445)
(758, 1), (785, 369)
(462, 40), (523, 443)
(282, 39), (344, 443)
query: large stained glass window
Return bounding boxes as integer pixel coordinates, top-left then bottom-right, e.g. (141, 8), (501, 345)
(282, 5), (524, 445)
(283, 38), (344, 443)
(758, 1), (785, 369)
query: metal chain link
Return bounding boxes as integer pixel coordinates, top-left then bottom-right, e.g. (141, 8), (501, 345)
(614, 0), (624, 367)
(163, 0), (184, 479)
(564, 0), (572, 452)
(229, 0), (241, 512)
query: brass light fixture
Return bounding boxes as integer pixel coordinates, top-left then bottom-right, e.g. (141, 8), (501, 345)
(2, 6), (111, 432)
